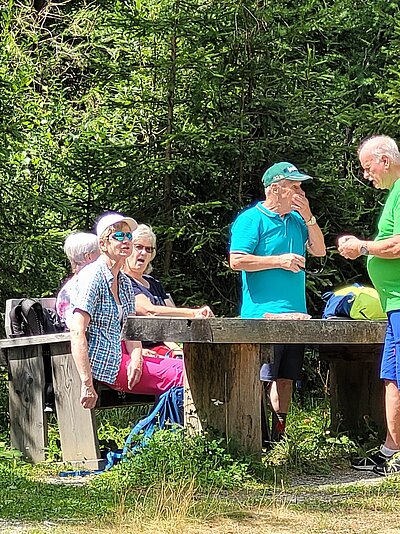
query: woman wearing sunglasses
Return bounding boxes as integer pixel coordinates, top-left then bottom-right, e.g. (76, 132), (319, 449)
(69, 213), (183, 409)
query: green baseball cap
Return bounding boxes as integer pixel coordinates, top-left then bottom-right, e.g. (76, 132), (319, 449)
(262, 161), (313, 187)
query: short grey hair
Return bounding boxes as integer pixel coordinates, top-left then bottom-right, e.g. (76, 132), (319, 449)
(129, 224), (157, 274)
(358, 135), (400, 164)
(64, 232), (99, 272)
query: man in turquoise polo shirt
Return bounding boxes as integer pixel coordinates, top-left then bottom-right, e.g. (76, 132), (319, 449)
(229, 162), (326, 444)
(338, 135), (400, 475)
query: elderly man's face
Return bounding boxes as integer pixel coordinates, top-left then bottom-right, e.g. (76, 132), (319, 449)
(359, 148), (390, 189)
(275, 179), (305, 214)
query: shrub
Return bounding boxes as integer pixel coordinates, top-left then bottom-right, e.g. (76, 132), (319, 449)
(92, 428), (254, 492)
(265, 402), (357, 474)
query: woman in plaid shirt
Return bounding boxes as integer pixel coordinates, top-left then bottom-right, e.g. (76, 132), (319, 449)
(69, 213), (183, 409)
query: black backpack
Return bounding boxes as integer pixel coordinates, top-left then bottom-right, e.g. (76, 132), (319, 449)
(9, 298), (64, 338)
(8, 298), (65, 412)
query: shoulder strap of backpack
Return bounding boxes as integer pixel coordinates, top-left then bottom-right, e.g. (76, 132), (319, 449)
(41, 307), (58, 334)
(9, 300), (25, 337)
(19, 299), (46, 336)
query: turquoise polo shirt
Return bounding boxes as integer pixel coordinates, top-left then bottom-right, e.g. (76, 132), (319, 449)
(229, 202), (308, 318)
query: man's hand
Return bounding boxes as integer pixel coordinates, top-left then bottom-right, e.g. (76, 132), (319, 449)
(127, 358), (143, 390)
(279, 253), (305, 272)
(337, 235), (363, 260)
(291, 192), (312, 222)
(80, 383), (98, 409)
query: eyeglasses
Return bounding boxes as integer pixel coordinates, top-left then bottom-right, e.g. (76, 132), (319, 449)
(110, 231), (133, 242)
(134, 244), (155, 254)
(301, 255), (327, 276)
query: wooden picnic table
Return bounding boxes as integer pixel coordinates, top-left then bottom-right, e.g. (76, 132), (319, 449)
(0, 317), (387, 465)
(123, 317), (387, 455)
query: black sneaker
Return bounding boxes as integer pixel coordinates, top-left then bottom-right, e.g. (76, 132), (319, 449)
(351, 450), (392, 471)
(373, 453), (400, 476)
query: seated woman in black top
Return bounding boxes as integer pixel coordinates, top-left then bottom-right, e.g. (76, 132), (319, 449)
(123, 224), (214, 356)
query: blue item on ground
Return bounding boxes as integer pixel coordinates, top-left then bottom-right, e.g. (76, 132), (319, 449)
(58, 386), (183, 478)
(104, 385), (184, 470)
(59, 469), (103, 477)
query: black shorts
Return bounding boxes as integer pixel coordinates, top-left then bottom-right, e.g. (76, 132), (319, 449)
(260, 344), (304, 382)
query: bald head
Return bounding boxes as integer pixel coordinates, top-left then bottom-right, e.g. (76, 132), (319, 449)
(358, 135), (400, 190)
(358, 135), (400, 164)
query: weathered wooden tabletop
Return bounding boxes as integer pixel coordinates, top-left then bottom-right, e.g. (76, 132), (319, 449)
(122, 317), (387, 344)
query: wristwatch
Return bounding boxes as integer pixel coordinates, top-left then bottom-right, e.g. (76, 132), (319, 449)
(306, 215), (317, 226)
(360, 243), (369, 256)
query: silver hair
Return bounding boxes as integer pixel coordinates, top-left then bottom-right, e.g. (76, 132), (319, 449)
(358, 135), (400, 164)
(64, 232), (99, 272)
(130, 224), (157, 274)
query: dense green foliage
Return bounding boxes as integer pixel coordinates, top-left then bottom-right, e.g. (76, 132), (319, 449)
(1, 0), (400, 316)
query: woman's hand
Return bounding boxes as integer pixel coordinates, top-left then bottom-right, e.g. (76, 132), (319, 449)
(127, 357), (143, 389)
(142, 348), (158, 358)
(80, 383), (98, 409)
(194, 305), (214, 318)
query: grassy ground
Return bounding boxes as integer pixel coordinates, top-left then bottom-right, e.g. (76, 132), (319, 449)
(1, 471), (400, 533)
(1, 396), (398, 534)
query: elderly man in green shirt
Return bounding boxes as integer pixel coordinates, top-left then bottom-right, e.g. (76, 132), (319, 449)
(338, 135), (400, 475)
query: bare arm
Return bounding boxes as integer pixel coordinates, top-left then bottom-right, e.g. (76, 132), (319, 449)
(291, 192), (326, 257)
(229, 252), (305, 273)
(69, 309), (98, 409)
(134, 293), (214, 318)
(306, 222), (326, 257)
(338, 234), (400, 260)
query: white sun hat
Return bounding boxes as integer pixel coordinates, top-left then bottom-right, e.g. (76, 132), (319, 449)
(95, 212), (138, 238)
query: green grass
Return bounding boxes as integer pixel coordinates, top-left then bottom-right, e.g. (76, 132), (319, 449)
(265, 401), (359, 475)
(0, 395), (392, 533)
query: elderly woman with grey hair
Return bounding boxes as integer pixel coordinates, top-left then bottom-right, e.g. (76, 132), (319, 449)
(56, 232), (100, 327)
(124, 224), (213, 318)
(123, 224), (213, 358)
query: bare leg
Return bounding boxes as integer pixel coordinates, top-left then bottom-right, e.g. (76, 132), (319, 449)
(269, 378), (293, 413)
(384, 379), (400, 450)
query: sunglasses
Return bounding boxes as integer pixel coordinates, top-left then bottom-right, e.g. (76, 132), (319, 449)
(110, 231), (133, 242)
(134, 244), (155, 254)
(301, 255), (328, 276)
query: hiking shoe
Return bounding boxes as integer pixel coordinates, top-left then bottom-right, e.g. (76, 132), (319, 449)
(373, 453), (400, 476)
(351, 450), (392, 471)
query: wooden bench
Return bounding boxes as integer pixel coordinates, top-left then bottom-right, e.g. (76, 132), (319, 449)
(123, 317), (387, 456)
(1, 299), (156, 469)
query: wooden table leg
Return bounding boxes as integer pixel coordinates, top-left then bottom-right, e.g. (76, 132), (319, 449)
(320, 344), (385, 436)
(183, 342), (263, 457)
(7, 346), (47, 463)
(50, 343), (104, 470)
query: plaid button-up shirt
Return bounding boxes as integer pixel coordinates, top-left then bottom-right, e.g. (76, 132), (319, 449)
(73, 257), (135, 384)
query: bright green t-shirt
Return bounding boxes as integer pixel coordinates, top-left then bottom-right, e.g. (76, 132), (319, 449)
(367, 178), (400, 312)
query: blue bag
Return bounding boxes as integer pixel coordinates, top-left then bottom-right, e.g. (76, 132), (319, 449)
(105, 386), (184, 469)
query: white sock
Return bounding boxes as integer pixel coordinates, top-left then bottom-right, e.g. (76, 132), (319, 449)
(380, 445), (400, 457)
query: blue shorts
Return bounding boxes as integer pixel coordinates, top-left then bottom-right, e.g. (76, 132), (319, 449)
(260, 344), (304, 382)
(380, 310), (400, 388)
